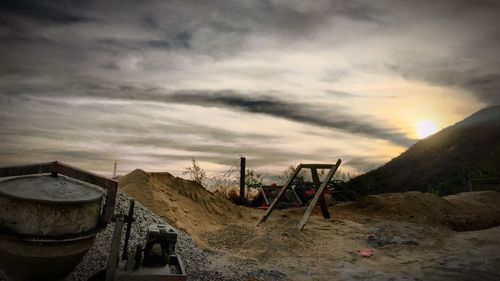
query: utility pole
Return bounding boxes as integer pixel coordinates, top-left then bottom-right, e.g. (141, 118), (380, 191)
(240, 157), (246, 203)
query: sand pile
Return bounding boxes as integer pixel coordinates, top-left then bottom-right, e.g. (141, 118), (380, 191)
(202, 220), (313, 261)
(443, 191), (500, 231)
(119, 169), (244, 238)
(340, 191), (500, 231)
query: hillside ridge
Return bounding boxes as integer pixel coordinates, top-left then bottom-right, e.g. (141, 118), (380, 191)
(348, 105), (500, 195)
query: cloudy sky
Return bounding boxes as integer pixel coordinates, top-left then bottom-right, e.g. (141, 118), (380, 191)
(0, 0), (499, 177)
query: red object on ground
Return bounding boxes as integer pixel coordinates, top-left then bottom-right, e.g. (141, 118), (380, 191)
(258, 203), (269, 210)
(357, 248), (373, 257)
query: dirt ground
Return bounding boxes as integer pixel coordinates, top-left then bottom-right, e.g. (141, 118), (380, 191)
(119, 171), (500, 281)
(200, 207), (500, 281)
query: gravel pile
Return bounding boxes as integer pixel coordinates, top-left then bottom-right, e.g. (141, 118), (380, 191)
(0, 192), (254, 281)
(71, 192), (248, 281)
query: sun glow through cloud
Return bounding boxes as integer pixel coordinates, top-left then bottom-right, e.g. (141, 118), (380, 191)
(416, 120), (438, 139)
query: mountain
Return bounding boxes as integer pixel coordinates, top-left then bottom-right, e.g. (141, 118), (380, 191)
(347, 105), (500, 196)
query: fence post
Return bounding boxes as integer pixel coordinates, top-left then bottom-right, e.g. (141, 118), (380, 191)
(240, 157), (246, 203)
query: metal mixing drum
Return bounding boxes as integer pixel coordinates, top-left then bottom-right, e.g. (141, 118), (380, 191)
(0, 162), (117, 281)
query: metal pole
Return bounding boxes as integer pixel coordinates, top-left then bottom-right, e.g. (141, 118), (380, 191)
(240, 157), (246, 203)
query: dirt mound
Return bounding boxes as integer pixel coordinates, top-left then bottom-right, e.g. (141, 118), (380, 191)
(443, 191), (500, 231)
(340, 191), (500, 231)
(345, 191), (458, 225)
(119, 169), (244, 238)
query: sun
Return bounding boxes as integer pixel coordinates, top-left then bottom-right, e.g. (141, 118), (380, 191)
(416, 120), (438, 139)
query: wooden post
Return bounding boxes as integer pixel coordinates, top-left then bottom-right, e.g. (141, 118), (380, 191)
(106, 215), (124, 281)
(257, 164), (302, 225)
(240, 157), (246, 203)
(311, 168), (330, 219)
(297, 159), (341, 230)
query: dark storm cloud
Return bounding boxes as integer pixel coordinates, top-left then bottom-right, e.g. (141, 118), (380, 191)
(2, 0), (497, 103)
(0, 94), (275, 144)
(0, 95), (301, 170)
(160, 91), (415, 146)
(0, 79), (414, 146)
(98, 38), (172, 51)
(382, 0), (500, 105)
(390, 59), (500, 104)
(1, 0), (496, 138)
(0, 0), (94, 24)
(0, 98), (317, 175)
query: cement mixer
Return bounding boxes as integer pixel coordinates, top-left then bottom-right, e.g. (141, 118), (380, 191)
(0, 161), (186, 281)
(0, 162), (117, 281)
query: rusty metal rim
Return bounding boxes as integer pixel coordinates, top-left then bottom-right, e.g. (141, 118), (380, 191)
(0, 174), (105, 205)
(0, 223), (106, 243)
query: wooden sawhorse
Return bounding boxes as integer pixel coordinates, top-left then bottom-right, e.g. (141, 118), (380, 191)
(257, 159), (341, 230)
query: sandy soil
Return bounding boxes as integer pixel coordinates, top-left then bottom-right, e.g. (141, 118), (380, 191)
(119, 169), (244, 241)
(118, 171), (500, 280)
(201, 207), (500, 280)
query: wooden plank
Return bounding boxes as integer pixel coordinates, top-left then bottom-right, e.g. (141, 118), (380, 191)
(289, 186), (303, 205)
(0, 162), (56, 177)
(106, 215), (125, 281)
(257, 164), (303, 225)
(259, 186), (270, 205)
(311, 168), (330, 219)
(297, 159), (341, 230)
(301, 164), (335, 169)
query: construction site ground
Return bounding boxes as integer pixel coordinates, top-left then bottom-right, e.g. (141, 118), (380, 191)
(119, 170), (500, 281)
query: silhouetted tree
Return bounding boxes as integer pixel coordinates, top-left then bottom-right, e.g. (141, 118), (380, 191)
(183, 158), (207, 186)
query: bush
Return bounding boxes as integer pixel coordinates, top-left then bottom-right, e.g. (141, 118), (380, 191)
(182, 158), (207, 186)
(207, 163), (262, 206)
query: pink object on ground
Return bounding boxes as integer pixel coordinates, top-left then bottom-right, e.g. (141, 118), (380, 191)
(357, 248), (374, 257)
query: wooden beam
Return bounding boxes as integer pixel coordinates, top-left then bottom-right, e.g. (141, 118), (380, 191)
(300, 164), (335, 169)
(311, 168), (330, 219)
(0, 162), (56, 177)
(297, 159), (341, 230)
(257, 164), (302, 225)
(106, 215), (124, 281)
